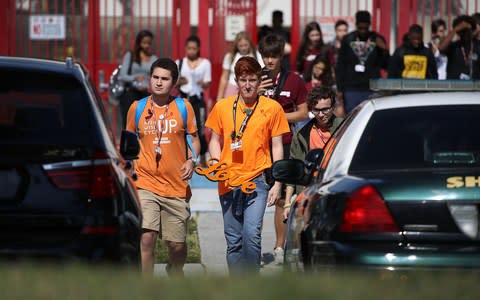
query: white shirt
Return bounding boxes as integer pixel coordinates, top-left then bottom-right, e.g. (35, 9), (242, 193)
(177, 57), (212, 97)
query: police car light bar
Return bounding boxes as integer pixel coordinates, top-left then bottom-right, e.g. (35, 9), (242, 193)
(370, 79), (480, 91)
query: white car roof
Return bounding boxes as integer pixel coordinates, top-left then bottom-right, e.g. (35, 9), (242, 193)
(368, 92), (480, 111)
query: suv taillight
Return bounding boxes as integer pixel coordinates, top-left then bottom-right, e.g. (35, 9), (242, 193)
(46, 154), (116, 199)
(340, 185), (399, 233)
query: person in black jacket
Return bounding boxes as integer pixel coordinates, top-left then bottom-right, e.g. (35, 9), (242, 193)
(388, 24), (438, 79)
(335, 10), (389, 115)
(438, 15), (480, 80)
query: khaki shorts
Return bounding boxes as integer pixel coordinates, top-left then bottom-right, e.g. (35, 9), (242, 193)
(138, 189), (191, 243)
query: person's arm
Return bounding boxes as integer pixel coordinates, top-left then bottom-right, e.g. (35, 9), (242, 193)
(334, 40), (347, 117)
(286, 78), (308, 122)
(438, 30), (457, 54)
(208, 130), (222, 164)
(216, 69), (229, 100)
(198, 59), (212, 89)
(427, 48), (439, 79)
(374, 33), (390, 69)
(191, 133), (201, 160)
(335, 37), (347, 93)
(181, 132), (201, 180)
(267, 135), (284, 207)
(438, 21), (471, 53)
(285, 102), (308, 123)
(118, 51), (136, 82)
(387, 48), (402, 78)
(283, 185), (295, 220)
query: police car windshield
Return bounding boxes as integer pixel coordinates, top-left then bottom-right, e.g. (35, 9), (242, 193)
(350, 105), (480, 171)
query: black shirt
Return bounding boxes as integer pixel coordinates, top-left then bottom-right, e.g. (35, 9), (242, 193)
(387, 41), (438, 79)
(444, 39), (480, 80)
(336, 31), (390, 91)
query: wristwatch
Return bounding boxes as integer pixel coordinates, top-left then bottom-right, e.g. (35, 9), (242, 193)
(188, 156), (200, 166)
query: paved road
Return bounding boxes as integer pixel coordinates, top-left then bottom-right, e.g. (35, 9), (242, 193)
(154, 174), (283, 276)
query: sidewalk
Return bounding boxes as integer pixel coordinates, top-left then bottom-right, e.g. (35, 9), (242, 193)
(154, 174), (283, 276)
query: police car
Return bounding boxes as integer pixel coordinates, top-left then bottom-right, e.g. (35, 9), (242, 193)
(273, 80), (480, 272)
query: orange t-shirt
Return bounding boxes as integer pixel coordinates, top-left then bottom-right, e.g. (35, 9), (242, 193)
(309, 126), (331, 150)
(205, 95), (290, 195)
(126, 96), (197, 198)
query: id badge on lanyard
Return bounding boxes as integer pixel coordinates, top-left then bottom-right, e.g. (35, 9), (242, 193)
(230, 139), (243, 151)
(355, 64), (366, 72)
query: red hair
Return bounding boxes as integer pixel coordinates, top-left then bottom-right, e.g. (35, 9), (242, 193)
(234, 56), (261, 79)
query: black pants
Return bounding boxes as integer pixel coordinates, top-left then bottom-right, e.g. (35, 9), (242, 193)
(181, 93), (208, 155)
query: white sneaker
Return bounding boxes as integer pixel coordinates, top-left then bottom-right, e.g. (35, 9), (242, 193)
(273, 247), (284, 265)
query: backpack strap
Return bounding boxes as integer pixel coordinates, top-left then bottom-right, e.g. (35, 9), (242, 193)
(134, 96), (149, 135)
(178, 58), (184, 74)
(273, 67), (289, 100)
(175, 97), (197, 161)
(127, 50), (134, 75)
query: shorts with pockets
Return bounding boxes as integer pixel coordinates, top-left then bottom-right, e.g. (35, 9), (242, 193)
(138, 189), (191, 243)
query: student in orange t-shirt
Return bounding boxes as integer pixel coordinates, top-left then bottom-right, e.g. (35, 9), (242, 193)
(284, 86), (343, 220)
(126, 58), (200, 275)
(205, 56), (290, 273)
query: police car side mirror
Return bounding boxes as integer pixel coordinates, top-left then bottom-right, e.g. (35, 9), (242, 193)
(272, 159), (308, 185)
(120, 130), (140, 161)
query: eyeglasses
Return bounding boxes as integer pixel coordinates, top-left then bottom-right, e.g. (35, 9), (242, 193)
(311, 106), (332, 115)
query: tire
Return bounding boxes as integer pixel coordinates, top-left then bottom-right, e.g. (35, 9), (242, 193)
(119, 243), (141, 271)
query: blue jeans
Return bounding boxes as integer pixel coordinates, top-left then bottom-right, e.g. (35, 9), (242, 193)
(344, 90), (373, 113)
(219, 175), (269, 273)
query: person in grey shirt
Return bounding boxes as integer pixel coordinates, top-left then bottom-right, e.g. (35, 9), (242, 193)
(119, 30), (157, 126)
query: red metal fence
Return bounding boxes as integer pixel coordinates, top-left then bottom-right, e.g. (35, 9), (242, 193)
(397, 0), (479, 46)
(5, 0), (185, 96)
(2, 0), (479, 103)
(197, 0), (257, 108)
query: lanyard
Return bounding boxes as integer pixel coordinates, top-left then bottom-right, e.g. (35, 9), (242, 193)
(354, 35), (372, 64)
(461, 42), (473, 75)
(150, 100), (169, 157)
(230, 94), (259, 140)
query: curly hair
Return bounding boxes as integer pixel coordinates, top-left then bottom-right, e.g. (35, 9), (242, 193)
(306, 86), (336, 110)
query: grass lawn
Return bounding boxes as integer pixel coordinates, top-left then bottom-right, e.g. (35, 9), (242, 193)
(1, 263), (479, 300)
(155, 213), (201, 263)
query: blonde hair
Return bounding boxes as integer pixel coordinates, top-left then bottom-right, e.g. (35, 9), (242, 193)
(227, 31), (256, 65)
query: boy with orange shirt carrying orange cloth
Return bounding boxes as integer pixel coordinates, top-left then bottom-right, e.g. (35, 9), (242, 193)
(202, 56), (289, 273)
(126, 58), (200, 275)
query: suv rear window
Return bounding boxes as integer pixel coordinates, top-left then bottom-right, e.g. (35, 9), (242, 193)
(0, 69), (95, 145)
(350, 105), (480, 171)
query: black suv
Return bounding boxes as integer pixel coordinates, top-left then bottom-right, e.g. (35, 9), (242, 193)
(0, 56), (141, 265)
